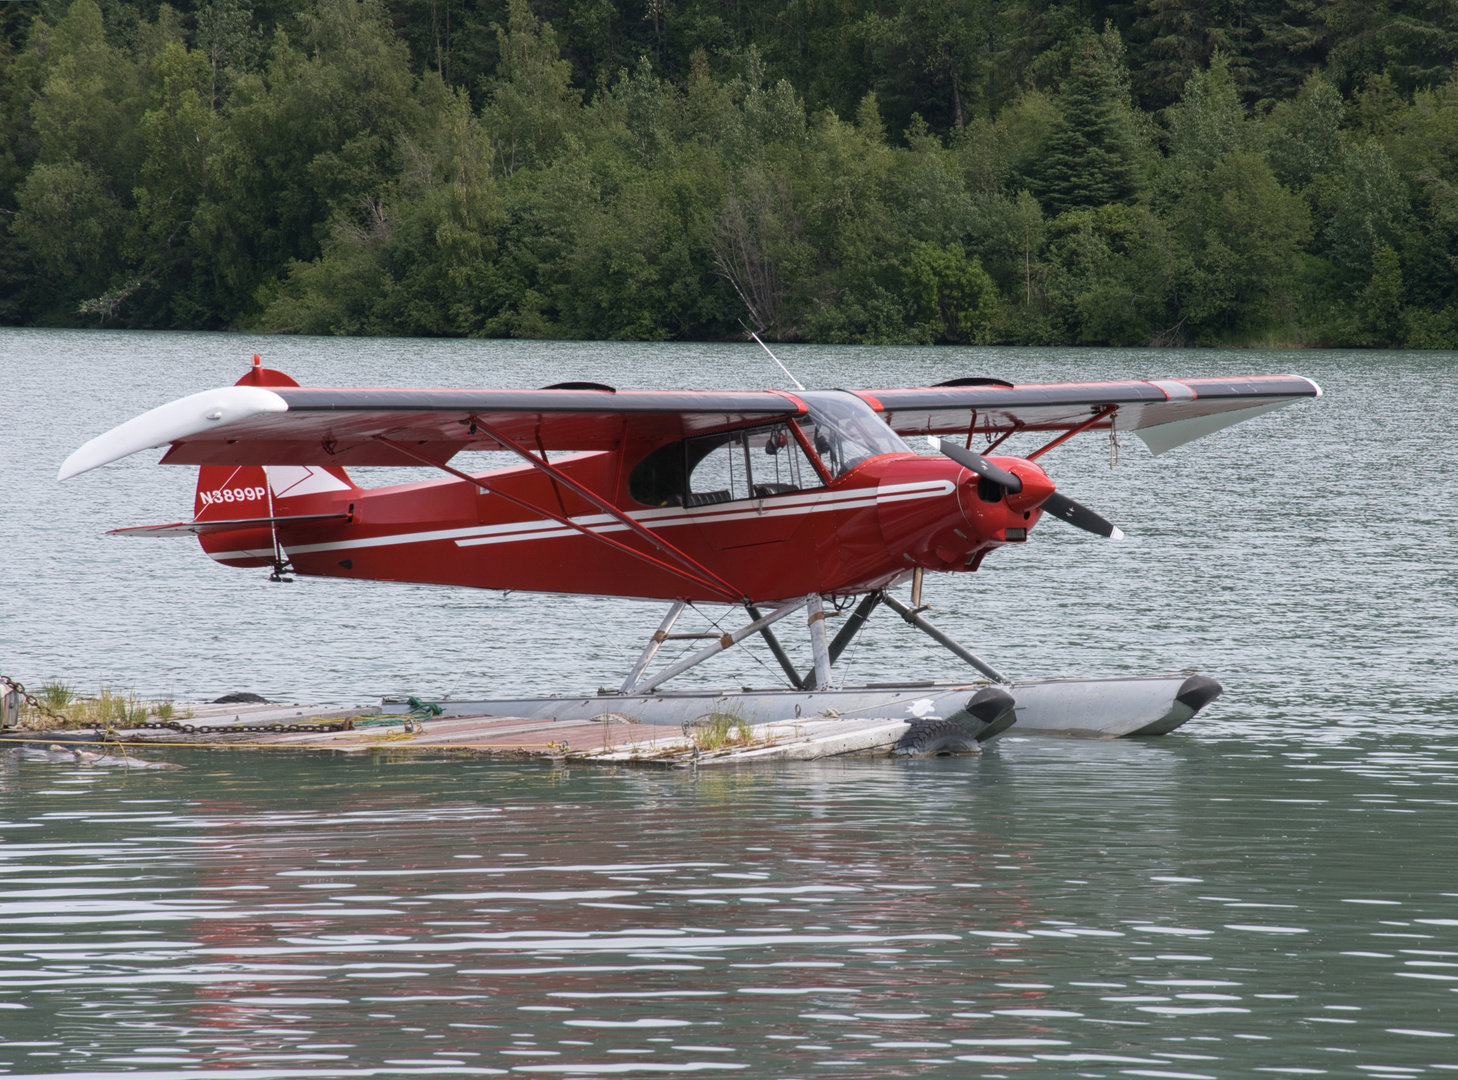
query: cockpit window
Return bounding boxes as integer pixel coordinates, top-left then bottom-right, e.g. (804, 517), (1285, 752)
(796, 391), (910, 477)
(628, 441), (687, 507)
(628, 421), (825, 508)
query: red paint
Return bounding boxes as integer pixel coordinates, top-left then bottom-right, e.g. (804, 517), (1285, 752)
(189, 368), (1078, 602)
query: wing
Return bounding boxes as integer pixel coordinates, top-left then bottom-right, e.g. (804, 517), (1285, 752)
(60, 374), (1320, 481)
(853, 375), (1321, 455)
(60, 386), (801, 479)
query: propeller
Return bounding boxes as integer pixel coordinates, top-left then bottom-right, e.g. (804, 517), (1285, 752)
(933, 437), (1124, 541)
(935, 438), (1024, 493)
(1039, 490), (1124, 540)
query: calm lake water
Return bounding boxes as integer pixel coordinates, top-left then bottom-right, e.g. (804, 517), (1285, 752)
(2, 329), (1457, 1078)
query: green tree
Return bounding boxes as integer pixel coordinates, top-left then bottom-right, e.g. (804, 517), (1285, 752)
(1167, 149), (1312, 339)
(193, 0), (262, 106)
(1030, 32), (1144, 214)
(124, 41), (221, 325)
(1043, 201), (1181, 344)
(478, 0), (581, 175)
(199, 0), (425, 322)
(1160, 51), (1247, 182)
(904, 240), (997, 341)
(1315, 0), (1458, 96)
(9, 0), (144, 319)
(1319, 139), (1412, 279)
(1356, 243), (1403, 344)
(1262, 72), (1343, 190)
(263, 82), (501, 334)
(12, 159), (129, 309)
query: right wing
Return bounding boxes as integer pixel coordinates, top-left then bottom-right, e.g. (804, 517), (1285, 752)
(59, 386), (802, 479)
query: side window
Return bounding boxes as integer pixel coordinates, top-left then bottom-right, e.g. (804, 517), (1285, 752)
(628, 442), (686, 507)
(752, 423), (820, 497)
(687, 423), (824, 505)
(629, 423), (827, 509)
(687, 431), (752, 506)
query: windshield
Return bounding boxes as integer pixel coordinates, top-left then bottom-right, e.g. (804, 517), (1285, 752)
(797, 391), (910, 477)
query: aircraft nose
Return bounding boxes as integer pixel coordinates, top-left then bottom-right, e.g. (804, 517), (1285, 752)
(995, 458), (1055, 512)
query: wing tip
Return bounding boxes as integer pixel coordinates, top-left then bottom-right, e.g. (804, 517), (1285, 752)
(58, 386), (288, 482)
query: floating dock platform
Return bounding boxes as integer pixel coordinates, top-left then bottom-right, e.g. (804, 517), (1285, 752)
(7, 673), (1221, 767)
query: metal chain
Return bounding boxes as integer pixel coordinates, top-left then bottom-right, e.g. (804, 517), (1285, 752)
(139, 719), (354, 735)
(2, 676), (355, 736)
(0, 673), (76, 728)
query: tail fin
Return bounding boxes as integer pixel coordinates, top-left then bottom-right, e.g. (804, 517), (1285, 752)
(194, 357), (359, 568)
(194, 464), (359, 567)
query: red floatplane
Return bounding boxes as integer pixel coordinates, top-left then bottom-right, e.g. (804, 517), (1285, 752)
(60, 355), (1319, 744)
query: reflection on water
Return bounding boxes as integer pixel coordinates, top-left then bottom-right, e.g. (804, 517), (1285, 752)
(4, 735), (1458, 1077)
(2, 331), (1456, 1077)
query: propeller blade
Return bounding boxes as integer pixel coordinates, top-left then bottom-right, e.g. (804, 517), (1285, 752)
(935, 438), (1022, 493)
(1040, 491), (1124, 540)
(932, 438), (1123, 540)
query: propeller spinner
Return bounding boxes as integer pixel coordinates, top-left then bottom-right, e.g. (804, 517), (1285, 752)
(934, 438), (1124, 541)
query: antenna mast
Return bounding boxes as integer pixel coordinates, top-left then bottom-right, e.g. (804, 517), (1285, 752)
(745, 328), (805, 392)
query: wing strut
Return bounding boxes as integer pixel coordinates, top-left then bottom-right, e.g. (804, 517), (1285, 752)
(469, 417), (746, 603)
(373, 437), (742, 603)
(1026, 405), (1117, 460)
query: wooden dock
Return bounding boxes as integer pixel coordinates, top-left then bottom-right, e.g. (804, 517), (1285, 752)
(17, 701), (973, 767)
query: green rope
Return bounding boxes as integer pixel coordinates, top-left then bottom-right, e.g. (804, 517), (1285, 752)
(349, 696), (444, 729)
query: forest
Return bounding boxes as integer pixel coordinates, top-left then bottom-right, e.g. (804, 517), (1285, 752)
(1, 0), (1456, 346)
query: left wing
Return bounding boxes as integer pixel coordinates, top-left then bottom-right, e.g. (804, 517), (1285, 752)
(854, 375), (1321, 455)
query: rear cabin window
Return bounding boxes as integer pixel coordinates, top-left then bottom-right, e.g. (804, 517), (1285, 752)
(628, 422), (823, 508)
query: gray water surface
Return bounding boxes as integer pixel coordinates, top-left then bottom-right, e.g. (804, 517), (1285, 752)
(2, 330), (1456, 1077)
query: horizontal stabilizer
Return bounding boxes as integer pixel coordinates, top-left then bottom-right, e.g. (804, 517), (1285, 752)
(110, 513), (349, 537)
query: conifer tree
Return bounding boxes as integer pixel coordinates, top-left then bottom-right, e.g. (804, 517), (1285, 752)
(1030, 34), (1142, 215)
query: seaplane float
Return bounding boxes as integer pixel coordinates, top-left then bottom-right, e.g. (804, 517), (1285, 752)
(59, 353), (1319, 751)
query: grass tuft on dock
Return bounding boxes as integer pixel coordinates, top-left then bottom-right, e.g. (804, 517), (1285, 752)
(12, 681), (184, 730)
(688, 711), (754, 752)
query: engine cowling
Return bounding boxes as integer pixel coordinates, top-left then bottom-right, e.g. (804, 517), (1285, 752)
(876, 454), (1052, 570)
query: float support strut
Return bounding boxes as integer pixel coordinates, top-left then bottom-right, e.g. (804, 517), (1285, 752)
(621, 601), (686, 694)
(880, 591), (1010, 685)
(795, 592), (881, 690)
(828, 592), (881, 666)
(630, 598), (808, 694)
(806, 595), (833, 691)
(745, 604), (806, 689)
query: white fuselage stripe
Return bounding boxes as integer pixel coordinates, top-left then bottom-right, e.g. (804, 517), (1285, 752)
(280, 480), (955, 557)
(207, 548), (275, 561)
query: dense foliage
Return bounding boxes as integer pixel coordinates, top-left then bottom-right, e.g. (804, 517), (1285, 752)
(3, 0), (1457, 345)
